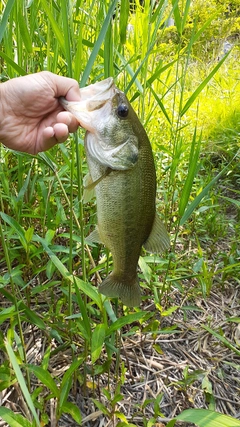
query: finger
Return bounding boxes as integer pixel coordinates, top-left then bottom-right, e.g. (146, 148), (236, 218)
(56, 111), (79, 133)
(40, 71), (81, 101)
(37, 124), (69, 153)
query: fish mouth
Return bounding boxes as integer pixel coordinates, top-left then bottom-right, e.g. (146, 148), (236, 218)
(59, 77), (116, 131)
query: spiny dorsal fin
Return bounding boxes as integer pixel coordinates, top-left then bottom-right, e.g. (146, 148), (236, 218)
(143, 214), (170, 253)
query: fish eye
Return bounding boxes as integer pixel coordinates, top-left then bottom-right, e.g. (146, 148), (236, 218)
(117, 103), (129, 118)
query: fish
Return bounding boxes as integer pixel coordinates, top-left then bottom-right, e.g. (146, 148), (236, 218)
(60, 77), (170, 306)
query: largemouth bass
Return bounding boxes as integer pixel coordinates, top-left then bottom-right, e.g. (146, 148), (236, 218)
(60, 78), (169, 306)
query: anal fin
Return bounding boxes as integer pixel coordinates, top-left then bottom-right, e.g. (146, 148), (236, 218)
(143, 214), (170, 253)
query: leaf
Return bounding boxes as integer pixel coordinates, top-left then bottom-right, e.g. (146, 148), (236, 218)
(106, 312), (147, 335)
(4, 340), (41, 427)
(178, 130), (201, 218)
(61, 401), (82, 424)
(18, 13), (32, 53)
(138, 256), (152, 284)
(80, 0), (119, 87)
(181, 51), (231, 117)
(180, 150), (239, 226)
(202, 325), (240, 357)
(91, 323), (106, 363)
(172, 0), (182, 35)
(74, 276), (102, 308)
(0, 50), (27, 75)
(0, 407), (32, 427)
(0, 212), (27, 250)
(61, 357), (84, 389)
(40, 0), (65, 51)
(0, 0), (15, 43)
(119, 0), (130, 44)
(19, 303), (46, 330)
(34, 234), (72, 281)
(27, 365), (60, 397)
(176, 408), (240, 426)
(0, 305), (16, 325)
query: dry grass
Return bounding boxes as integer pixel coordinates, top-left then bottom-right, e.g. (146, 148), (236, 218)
(0, 279), (239, 426)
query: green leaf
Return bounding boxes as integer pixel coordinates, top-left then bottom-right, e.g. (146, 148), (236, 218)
(0, 305), (16, 325)
(27, 365), (60, 397)
(34, 234), (72, 281)
(40, 0), (65, 51)
(106, 312), (147, 335)
(176, 408), (240, 426)
(172, 0), (182, 35)
(18, 13), (32, 53)
(74, 276), (102, 308)
(4, 340), (41, 427)
(80, 0), (118, 87)
(181, 51), (231, 117)
(178, 130), (201, 218)
(61, 401), (82, 424)
(202, 325), (240, 357)
(19, 303), (46, 330)
(61, 357), (84, 389)
(138, 256), (152, 284)
(0, 0), (15, 43)
(119, 0), (130, 44)
(180, 150), (239, 226)
(0, 212), (27, 250)
(0, 407), (32, 427)
(91, 323), (106, 363)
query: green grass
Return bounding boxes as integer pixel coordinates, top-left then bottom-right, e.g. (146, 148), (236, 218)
(0, 0), (240, 426)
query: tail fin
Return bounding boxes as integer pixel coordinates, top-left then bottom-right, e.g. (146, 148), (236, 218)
(99, 273), (141, 307)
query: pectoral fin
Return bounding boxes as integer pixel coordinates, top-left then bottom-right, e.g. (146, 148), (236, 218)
(85, 226), (103, 244)
(83, 169), (112, 202)
(83, 173), (95, 203)
(143, 214), (170, 253)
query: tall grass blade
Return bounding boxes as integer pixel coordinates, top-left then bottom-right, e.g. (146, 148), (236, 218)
(18, 13), (32, 53)
(4, 339), (41, 427)
(119, 0), (129, 44)
(80, 0), (119, 87)
(181, 52), (231, 117)
(178, 130), (201, 218)
(40, 0), (65, 51)
(172, 0), (182, 35)
(61, 0), (72, 77)
(0, 50), (27, 75)
(180, 150), (239, 225)
(0, 0), (15, 43)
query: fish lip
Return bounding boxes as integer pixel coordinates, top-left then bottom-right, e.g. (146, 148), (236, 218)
(59, 77), (116, 112)
(79, 77), (115, 102)
(59, 77), (117, 131)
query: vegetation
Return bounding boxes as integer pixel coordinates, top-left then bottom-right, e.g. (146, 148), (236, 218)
(0, 0), (239, 426)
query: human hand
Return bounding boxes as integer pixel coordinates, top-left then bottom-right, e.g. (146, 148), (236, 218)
(0, 71), (81, 154)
